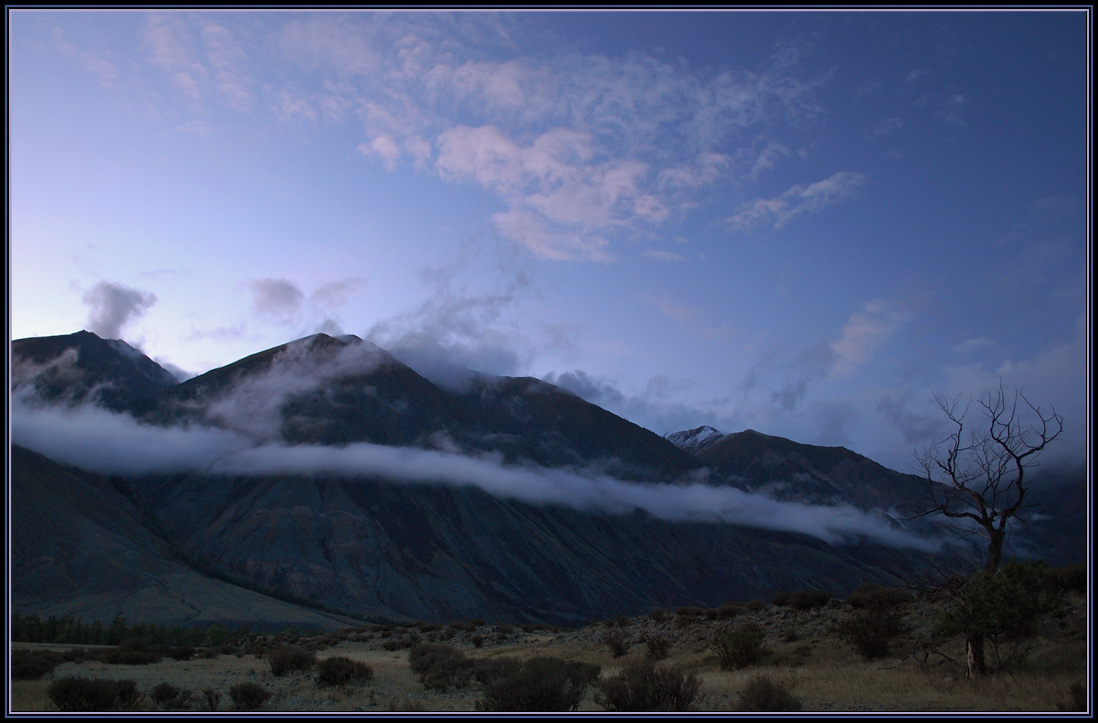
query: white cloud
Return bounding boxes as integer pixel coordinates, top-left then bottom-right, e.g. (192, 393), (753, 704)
(829, 298), (911, 378)
(267, 14), (830, 260)
(728, 171), (866, 232)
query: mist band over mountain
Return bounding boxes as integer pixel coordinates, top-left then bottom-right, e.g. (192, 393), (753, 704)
(9, 330), (1083, 626)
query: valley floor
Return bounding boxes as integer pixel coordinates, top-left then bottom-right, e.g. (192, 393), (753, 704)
(10, 593), (1089, 714)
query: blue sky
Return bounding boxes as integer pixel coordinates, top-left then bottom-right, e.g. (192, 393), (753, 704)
(8, 9), (1090, 472)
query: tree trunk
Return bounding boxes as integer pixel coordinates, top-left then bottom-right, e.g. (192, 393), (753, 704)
(985, 528), (1005, 573)
(966, 633), (987, 677)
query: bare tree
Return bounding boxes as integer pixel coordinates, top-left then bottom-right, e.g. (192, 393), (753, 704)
(916, 383), (1063, 676)
(917, 384), (1063, 574)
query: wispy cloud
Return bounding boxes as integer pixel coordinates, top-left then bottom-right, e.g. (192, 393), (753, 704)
(646, 295), (699, 322)
(728, 171), (866, 232)
(829, 298), (910, 378)
(267, 14), (828, 260)
(642, 250), (687, 263)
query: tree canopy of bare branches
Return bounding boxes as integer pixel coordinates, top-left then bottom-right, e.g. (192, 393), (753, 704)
(916, 384), (1063, 575)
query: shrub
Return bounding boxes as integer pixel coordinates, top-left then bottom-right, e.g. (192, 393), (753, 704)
(317, 656), (374, 687)
(772, 589), (835, 610)
(736, 674), (801, 712)
(200, 687), (222, 712)
(471, 657), (516, 686)
(229, 682), (271, 711)
(267, 645), (317, 676)
(477, 657), (601, 712)
(845, 583), (912, 610)
(649, 609), (667, 622)
(496, 624), (514, 635)
(169, 645), (196, 661)
(602, 630), (631, 659)
(408, 643), (471, 690)
(717, 601), (742, 619)
(150, 682), (193, 710)
(712, 625), (765, 670)
(936, 559), (1060, 671)
(1045, 563), (1087, 595)
(676, 606), (704, 618)
(595, 661), (699, 712)
(836, 606), (905, 661)
(48, 676), (137, 712)
(471, 633), (485, 648)
(642, 633), (670, 661)
(11, 649), (65, 680)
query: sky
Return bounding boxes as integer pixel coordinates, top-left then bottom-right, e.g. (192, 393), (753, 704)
(8, 9), (1091, 473)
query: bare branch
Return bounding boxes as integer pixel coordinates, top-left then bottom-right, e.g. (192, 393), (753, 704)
(918, 386), (1062, 573)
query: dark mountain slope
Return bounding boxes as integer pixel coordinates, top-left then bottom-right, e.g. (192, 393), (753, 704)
(699, 429), (928, 512)
(9, 444), (366, 630)
(458, 376), (701, 480)
(12, 330), (177, 414)
(123, 470), (921, 625)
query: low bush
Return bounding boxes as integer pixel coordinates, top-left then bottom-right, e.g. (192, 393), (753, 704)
(676, 606), (704, 618)
(169, 645), (196, 661)
(317, 656), (374, 687)
(1045, 563), (1087, 595)
(712, 625), (765, 670)
(477, 657), (601, 712)
(772, 589), (835, 610)
(736, 674), (801, 712)
(471, 633), (485, 648)
(11, 649), (65, 680)
(595, 661), (699, 712)
(229, 682), (270, 711)
(602, 629), (631, 659)
(200, 687), (222, 712)
(267, 645), (317, 676)
(835, 606), (905, 661)
(845, 583), (912, 610)
(150, 682), (193, 710)
(408, 643), (471, 690)
(649, 608), (667, 622)
(642, 632), (671, 661)
(48, 676), (139, 712)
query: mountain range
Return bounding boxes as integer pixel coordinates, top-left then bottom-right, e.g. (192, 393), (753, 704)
(9, 330), (1084, 628)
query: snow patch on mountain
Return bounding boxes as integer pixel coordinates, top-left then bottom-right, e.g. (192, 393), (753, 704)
(663, 425), (725, 456)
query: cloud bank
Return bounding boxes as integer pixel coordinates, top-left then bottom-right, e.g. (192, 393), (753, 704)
(10, 393), (939, 553)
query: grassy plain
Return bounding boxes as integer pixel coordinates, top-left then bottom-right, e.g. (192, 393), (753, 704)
(10, 591), (1088, 714)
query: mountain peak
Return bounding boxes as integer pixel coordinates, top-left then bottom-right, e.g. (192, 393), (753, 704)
(12, 330), (178, 414)
(663, 425), (725, 456)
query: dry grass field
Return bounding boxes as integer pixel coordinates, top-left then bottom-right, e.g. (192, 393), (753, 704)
(10, 590), (1088, 714)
